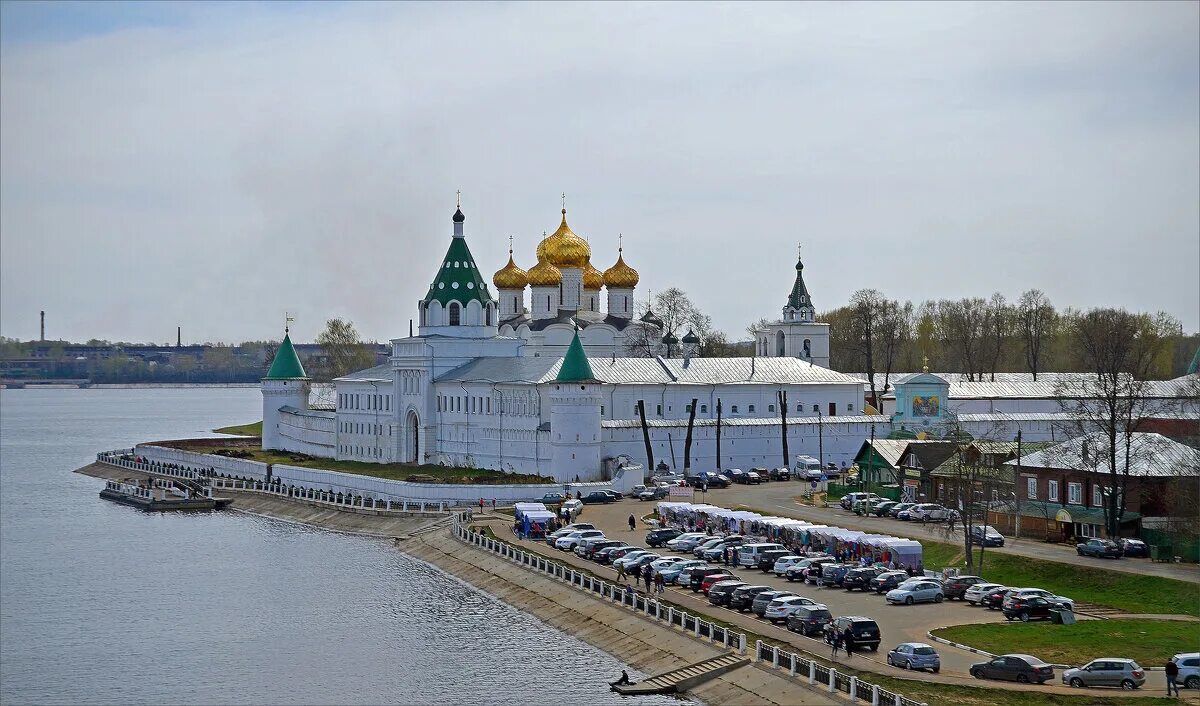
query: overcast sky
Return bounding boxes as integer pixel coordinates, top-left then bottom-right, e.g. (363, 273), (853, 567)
(2, 1), (1197, 344)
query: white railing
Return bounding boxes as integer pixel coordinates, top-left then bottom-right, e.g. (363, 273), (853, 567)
(97, 451), (203, 481)
(209, 478), (448, 515)
(448, 513), (926, 706)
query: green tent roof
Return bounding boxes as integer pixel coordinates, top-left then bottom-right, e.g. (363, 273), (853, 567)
(425, 235), (494, 307)
(556, 330), (596, 382)
(264, 333), (307, 379)
(786, 254), (812, 311)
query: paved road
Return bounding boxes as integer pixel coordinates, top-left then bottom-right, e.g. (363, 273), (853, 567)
(677, 481), (1200, 584)
(511, 498), (1197, 699)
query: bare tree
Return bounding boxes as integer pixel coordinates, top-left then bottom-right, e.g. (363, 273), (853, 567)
(983, 292), (1011, 381)
(1018, 289), (1058, 381)
(849, 289), (884, 407)
(316, 318), (375, 381)
(875, 298), (912, 403)
(934, 298), (989, 380)
(622, 323), (659, 358)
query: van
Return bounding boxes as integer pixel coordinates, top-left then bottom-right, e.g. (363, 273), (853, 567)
(794, 456), (823, 480)
(736, 542), (786, 568)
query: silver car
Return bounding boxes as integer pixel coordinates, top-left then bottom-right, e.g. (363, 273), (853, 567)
(1062, 659), (1145, 690)
(885, 580), (944, 605)
(886, 643), (941, 673)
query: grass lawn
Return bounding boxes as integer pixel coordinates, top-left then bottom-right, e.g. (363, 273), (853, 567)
(920, 539), (1200, 618)
(178, 442), (554, 485)
(213, 421), (262, 436)
(933, 619), (1199, 667)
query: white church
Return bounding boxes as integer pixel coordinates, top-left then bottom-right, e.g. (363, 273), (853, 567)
(261, 202), (878, 482)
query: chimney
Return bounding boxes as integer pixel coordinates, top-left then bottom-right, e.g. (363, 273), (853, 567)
(177, 326), (181, 348)
(40, 311), (45, 341)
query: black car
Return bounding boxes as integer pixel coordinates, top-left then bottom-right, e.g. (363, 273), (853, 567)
(646, 528), (682, 547)
(820, 563), (852, 587)
(1003, 596), (1057, 622)
(727, 585), (772, 611)
(869, 570), (910, 594)
(689, 567), (731, 592)
(786, 606), (833, 636)
(1117, 538), (1148, 557)
(583, 539), (624, 560)
(580, 491), (613, 504)
(756, 550), (792, 573)
(769, 467), (791, 481)
(751, 590), (792, 617)
(825, 616), (881, 652)
(971, 654), (1054, 684)
(970, 525), (1006, 547)
(594, 545), (631, 564)
(1077, 538), (1122, 559)
(686, 472), (730, 489)
(841, 566), (885, 591)
(981, 587), (1015, 611)
(941, 575), (986, 600)
(707, 580), (748, 607)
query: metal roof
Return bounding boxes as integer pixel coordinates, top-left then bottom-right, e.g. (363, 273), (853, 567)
(848, 372), (1195, 400)
(602, 414), (888, 429)
(1007, 432), (1200, 477)
(279, 405), (336, 419)
(334, 364), (393, 382)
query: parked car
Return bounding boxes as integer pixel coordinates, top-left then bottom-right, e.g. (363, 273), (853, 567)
(578, 538), (623, 559)
(687, 472), (730, 489)
(537, 492), (567, 504)
(607, 546), (644, 563)
(1170, 653), (1200, 690)
(1116, 538), (1149, 558)
(612, 549), (651, 570)
(840, 492), (881, 511)
(560, 498), (582, 515)
(751, 467), (771, 482)
(599, 490), (623, 501)
(786, 606), (834, 636)
(1077, 538), (1122, 559)
(981, 587), (1016, 611)
(784, 556), (834, 582)
(546, 523), (595, 544)
(886, 643), (941, 673)
(963, 582), (1006, 606)
(1005, 588), (1074, 611)
(888, 502), (915, 518)
(625, 553), (662, 574)
(660, 560), (706, 584)
(886, 580), (944, 605)
(725, 469), (747, 484)
(707, 580), (748, 606)
(752, 590), (794, 617)
(736, 543), (786, 568)
(825, 616), (881, 652)
(841, 566), (885, 591)
(769, 467), (791, 481)
(970, 525), (1006, 547)
(908, 503), (951, 521)
(970, 654), (1054, 684)
(595, 545), (633, 564)
(869, 570), (910, 594)
(820, 563), (854, 588)
(745, 470), (764, 484)
(645, 528), (682, 547)
(666, 533), (709, 551)
(692, 537), (728, 558)
(700, 572), (741, 595)
(648, 556), (685, 574)
(728, 585), (774, 612)
(771, 555), (804, 576)
(580, 491), (613, 505)
(701, 540), (745, 562)
(1062, 659), (1145, 690)
(757, 549), (793, 572)
(674, 563), (712, 586)
(941, 575), (987, 600)
(555, 529), (604, 550)
(765, 595), (821, 624)
(871, 500), (899, 517)
(637, 485), (669, 501)
(896, 507), (919, 521)
(689, 568), (732, 592)
(1003, 596), (1057, 622)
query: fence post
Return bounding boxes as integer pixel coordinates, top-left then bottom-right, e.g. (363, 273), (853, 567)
(850, 676), (857, 701)
(809, 660), (816, 685)
(789, 654), (797, 677)
(872, 684), (880, 706)
(754, 639), (762, 663)
(695, 619), (702, 638)
(739, 634), (746, 655)
(894, 694), (901, 706)
(828, 667), (836, 693)
(668, 607), (675, 624)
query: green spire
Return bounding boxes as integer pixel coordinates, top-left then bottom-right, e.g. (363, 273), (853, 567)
(264, 333), (307, 379)
(787, 248), (812, 311)
(1188, 345), (1200, 375)
(424, 214), (494, 307)
(556, 329), (596, 382)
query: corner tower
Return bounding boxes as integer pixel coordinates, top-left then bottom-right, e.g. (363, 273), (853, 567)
(261, 329), (310, 450)
(417, 203), (498, 337)
(549, 329), (603, 482)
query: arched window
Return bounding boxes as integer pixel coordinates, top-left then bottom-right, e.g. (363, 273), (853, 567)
(513, 295), (519, 312)
(802, 339), (812, 358)
(448, 302), (461, 326)
(775, 330), (785, 356)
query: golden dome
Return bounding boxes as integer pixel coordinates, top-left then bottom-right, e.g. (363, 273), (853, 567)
(603, 249), (640, 288)
(541, 209), (591, 269)
(527, 258), (562, 286)
(583, 262), (604, 290)
(492, 251), (528, 289)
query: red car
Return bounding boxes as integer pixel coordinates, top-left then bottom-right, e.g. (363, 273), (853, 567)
(700, 573), (739, 594)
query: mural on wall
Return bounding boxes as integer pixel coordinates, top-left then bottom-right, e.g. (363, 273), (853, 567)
(911, 395), (940, 417)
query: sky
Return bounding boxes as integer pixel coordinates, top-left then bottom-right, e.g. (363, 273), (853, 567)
(2, 1), (1197, 345)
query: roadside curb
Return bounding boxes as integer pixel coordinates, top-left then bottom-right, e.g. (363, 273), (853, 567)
(925, 630), (995, 658)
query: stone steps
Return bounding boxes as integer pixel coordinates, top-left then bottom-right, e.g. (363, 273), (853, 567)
(614, 653), (749, 695)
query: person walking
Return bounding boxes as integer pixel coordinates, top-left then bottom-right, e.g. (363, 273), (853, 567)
(655, 573), (665, 595)
(843, 627), (855, 658)
(830, 629), (841, 658)
(616, 561), (627, 582)
(628, 514), (636, 531)
(1166, 658), (1180, 697)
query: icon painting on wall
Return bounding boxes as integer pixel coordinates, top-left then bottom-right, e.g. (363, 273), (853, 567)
(911, 395), (940, 417)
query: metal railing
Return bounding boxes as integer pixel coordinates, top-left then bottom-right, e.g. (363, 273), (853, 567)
(449, 513), (926, 706)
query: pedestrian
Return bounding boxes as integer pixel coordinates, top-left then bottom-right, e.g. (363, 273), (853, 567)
(917, 561), (925, 577)
(830, 629), (842, 658)
(644, 564), (653, 592)
(479, 497), (485, 514)
(655, 573), (665, 595)
(843, 627), (854, 658)
(616, 561), (627, 582)
(628, 514), (636, 531)
(1166, 658), (1180, 697)
(722, 547), (729, 566)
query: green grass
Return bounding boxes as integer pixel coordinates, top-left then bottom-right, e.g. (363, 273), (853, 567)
(213, 421), (262, 436)
(178, 443), (554, 485)
(921, 539), (1200, 617)
(933, 619), (1200, 667)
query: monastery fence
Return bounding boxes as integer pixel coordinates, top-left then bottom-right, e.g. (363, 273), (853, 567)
(450, 513), (926, 706)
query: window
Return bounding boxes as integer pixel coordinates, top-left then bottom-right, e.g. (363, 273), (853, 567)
(1068, 482), (1082, 504)
(700, 404), (707, 413)
(812, 404), (819, 412)
(448, 302), (461, 326)
(848, 403), (854, 412)
(1092, 486), (1104, 507)
(731, 405), (739, 413)
(748, 404), (756, 413)
(656, 404), (662, 416)
(1026, 477), (1037, 500)
(600, 405), (605, 415)
(1048, 479), (1059, 502)
(768, 404), (775, 413)
(485, 305), (492, 326)
(685, 404), (692, 413)
(828, 402), (836, 416)
(796, 403), (802, 412)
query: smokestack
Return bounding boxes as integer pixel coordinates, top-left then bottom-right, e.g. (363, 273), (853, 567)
(40, 311), (45, 341)
(177, 326), (181, 348)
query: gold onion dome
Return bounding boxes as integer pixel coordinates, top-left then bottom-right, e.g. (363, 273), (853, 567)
(603, 248), (640, 288)
(492, 252), (528, 289)
(527, 258), (562, 286)
(583, 262), (604, 290)
(541, 209), (591, 269)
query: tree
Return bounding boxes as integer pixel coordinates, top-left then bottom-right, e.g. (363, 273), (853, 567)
(1017, 290), (1058, 381)
(315, 318), (375, 381)
(933, 298), (989, 381)
(1056, 309), (1175, 537)
(982, 293), (1011, 381)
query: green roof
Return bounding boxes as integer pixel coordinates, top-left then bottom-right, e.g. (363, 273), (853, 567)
(425, 235), (493, 306)
(786, 254), (812, 311)
(264, 333), (307, 379)
(1007, 500), (1140, 525)
(556, 330), (596, 382)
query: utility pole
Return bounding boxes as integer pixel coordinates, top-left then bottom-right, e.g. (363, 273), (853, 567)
(177, 326), (181, 348)
(715, 398), (723, 471)
(1014, 430), (1022, 539)
(778, 390), (789, 470)
(868, 422), (876, 492)
(637, 400), (654, 475)
(683, 398), (698, 476)
(40, 311), (45, 342)
(817, 408), (824, 474)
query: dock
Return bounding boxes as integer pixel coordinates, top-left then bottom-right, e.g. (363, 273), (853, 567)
(99, 478), (231, 512)
(613, 653), (750, 695)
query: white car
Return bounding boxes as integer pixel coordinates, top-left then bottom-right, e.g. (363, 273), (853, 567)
(909, 504), (951, 521)
(555, 530), (604, 551)
(1170, 653), (1200, 690)
(649, 556), (684, 573)
(964, 583), (1006, 606)
(546, 523), (594, 544)
(666, 533), (707, 550)
(772, 556), (805, 576)
(764, 595), (823, 623)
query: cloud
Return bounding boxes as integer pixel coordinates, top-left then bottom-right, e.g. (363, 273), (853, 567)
(2, 1), (1197, 343)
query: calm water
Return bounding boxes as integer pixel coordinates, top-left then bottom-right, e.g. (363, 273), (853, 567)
(0, 388), (675, 705)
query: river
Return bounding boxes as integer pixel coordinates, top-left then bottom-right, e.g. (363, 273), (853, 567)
(0, 387), (676, 705)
